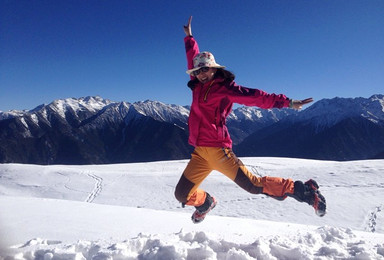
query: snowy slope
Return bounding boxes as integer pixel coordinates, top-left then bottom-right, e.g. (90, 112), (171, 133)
(1, 196), (384, 259)
(1, 158), (384, 259)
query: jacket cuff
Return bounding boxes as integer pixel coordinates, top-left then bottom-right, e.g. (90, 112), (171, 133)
(184, 35), (193, 40)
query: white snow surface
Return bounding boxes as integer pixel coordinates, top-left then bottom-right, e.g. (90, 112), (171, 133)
(1, 158), (384, 259)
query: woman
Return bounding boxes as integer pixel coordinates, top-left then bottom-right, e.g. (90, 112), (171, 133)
(175, 17), (326, 224)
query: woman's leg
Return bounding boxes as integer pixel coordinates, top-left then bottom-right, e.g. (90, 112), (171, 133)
(214, 148), (294, 198)
(174, 147), (212, 207)
(176, 147), (325, 216)
(215, 148), (326, 215)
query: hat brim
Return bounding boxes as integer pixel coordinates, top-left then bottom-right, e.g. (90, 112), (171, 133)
(186, 65), (226, 75)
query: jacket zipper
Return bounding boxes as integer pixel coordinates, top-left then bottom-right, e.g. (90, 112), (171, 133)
(204, 80), (215, 102)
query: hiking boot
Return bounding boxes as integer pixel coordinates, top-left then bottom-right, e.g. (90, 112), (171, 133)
(191, 193), (217, 224)
(292, 179), (327, 217)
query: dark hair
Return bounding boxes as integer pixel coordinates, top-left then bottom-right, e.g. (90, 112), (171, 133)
(187, 68), (236, 90)
(215, 68), (235, 81)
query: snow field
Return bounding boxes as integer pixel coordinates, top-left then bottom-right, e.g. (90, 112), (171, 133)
(0, 158), (384, 259)
(2, 197), (384, 260)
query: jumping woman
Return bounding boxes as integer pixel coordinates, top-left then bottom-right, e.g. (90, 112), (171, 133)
(175, 17), (326, 224)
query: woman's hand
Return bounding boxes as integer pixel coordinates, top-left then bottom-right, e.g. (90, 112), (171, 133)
(290, 98), (313, 110)
(184, 16), (193, 37)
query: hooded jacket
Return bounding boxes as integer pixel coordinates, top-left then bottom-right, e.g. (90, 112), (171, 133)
(184, 36), (291, 148)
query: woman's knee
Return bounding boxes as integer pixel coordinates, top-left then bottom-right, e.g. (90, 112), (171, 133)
(174, 185), (187, 203)
(175, 174), (195, 203)
(234, 167), (263, 194)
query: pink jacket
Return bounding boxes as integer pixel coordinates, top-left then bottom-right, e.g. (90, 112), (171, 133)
(185, 36), (291, 148)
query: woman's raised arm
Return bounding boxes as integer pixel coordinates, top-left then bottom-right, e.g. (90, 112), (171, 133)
(183, 16), (193, 37)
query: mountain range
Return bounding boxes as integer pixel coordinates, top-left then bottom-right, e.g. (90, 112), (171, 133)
(0, 94), (383, 164)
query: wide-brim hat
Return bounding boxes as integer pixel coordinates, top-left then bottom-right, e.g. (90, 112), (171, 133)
(186, 51), (225, 75)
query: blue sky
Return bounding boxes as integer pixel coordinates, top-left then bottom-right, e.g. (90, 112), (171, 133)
(1, 0), (383, 111)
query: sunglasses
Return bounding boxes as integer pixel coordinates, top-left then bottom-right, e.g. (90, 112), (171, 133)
(192, 67), (210, 76)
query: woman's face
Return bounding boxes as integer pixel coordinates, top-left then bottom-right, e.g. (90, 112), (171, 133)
(194, 67), (217, 84)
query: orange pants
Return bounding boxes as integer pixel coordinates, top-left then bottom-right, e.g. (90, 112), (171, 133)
(175, 147), (295, 207)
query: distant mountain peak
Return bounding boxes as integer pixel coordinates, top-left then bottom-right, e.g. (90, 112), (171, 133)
(47, 96), (114, 112)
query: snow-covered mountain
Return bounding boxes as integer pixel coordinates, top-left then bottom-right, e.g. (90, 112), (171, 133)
(0, 96), (113, 121)
(0, 97), (193, 164)
(236, 94), (384, 160)
(0, 96), (293, 164)
(0, 96), (288, 133)
(227, 106), (297, 144)
(0, 94), (383, 164)
(296, 94), (384, 129)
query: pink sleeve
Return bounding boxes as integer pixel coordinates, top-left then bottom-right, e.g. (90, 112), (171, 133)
(184, 36), (199, 79)
(227, 82), (291, 109)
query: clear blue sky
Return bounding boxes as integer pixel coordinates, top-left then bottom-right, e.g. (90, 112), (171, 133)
(1, 0), (383, 111)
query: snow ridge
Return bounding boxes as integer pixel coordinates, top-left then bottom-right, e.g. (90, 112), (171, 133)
(10, 227), (384, 260)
